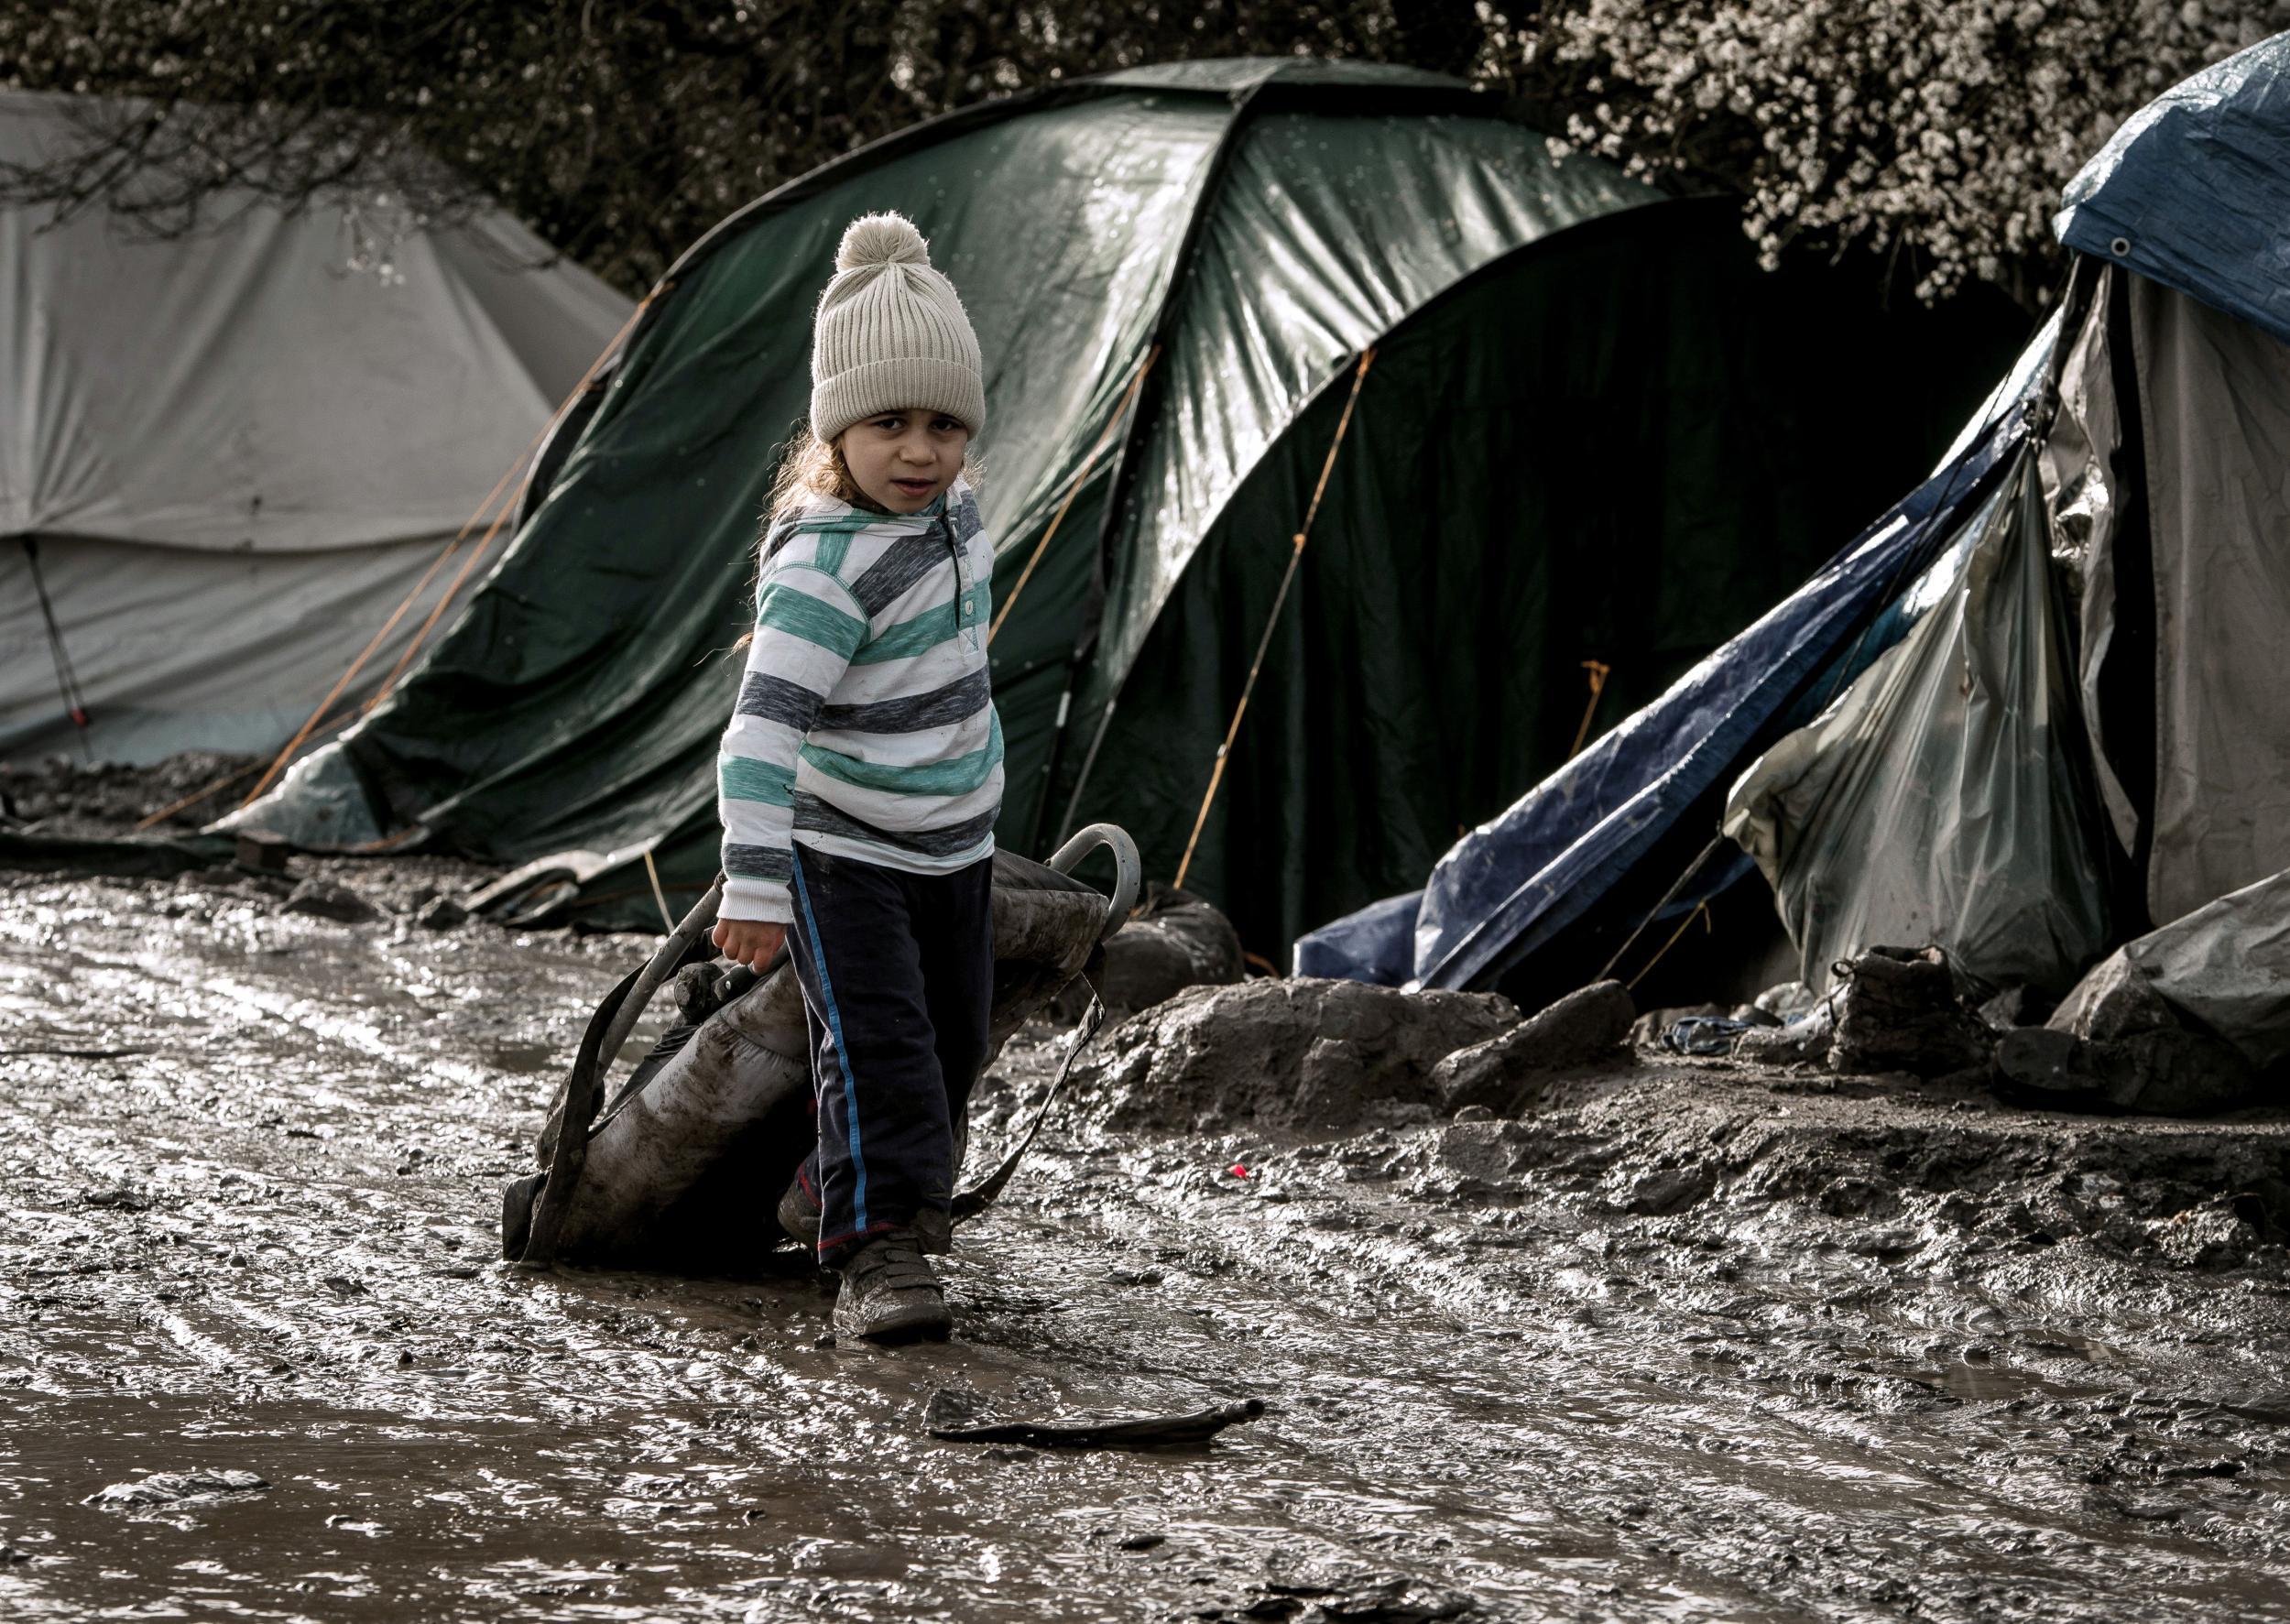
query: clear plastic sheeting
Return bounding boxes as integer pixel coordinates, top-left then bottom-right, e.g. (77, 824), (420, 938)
(2056, 31), (2290, 350)
(2039, 265), (2140, 856)
(2130, 273), (2290, 927)
(1294, 318), (2047, 994)
(1723, 452), (2112, 997)
(2055, 864), (2290, 1071)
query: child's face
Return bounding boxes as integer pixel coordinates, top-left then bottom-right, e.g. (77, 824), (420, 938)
(838, 411), (970, 514)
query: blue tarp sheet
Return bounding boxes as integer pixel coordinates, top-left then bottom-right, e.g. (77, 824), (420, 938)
(2056, 30), (2290, 349)
(1295, 333), (2054, 990)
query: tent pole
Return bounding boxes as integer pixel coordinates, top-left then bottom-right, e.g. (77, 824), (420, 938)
(1039, 85), (1272, 849)
(17, 536), (93, 758)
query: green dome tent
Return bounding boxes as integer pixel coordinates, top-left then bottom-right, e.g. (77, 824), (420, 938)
(235, 59), (2022, 945)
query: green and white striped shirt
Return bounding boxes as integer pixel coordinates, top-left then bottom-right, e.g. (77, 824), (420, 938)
(716, 482), (1003, 923)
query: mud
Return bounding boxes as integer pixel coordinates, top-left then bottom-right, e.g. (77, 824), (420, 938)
(1079, 978), (1517, 1137)
(0, 753), (261, 834)
(7, 862), (2290, 1620)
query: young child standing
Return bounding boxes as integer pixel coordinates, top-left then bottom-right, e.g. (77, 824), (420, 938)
(711, 212), (1001, 1345)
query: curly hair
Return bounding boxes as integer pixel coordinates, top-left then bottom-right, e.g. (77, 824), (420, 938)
(758, 425), (982, 560)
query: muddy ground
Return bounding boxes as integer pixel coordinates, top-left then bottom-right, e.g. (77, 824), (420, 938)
(6, 833), (2290, 1619)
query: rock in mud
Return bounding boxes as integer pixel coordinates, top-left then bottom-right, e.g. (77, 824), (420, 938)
(234, 830), (291, 874)
(2152, 1193), (2277, 1269)
(1619, 1164), (1715, 1215)
(81, 1185), (151, 1212)
(1078, 978), (1515, 1135)
(413, 894), (470, 931)
(1995, 1025), (2261, 1117)
(1432, 980), (1634, 1115)
(1096, 885), (1245, 1019)
(1827, 946), (1990, 1078)
(177, 865), (245, 892)
(280, 877), (381, 924)
(1218, 1553), (1475, 1624)
(87, 1468), (267, 1509)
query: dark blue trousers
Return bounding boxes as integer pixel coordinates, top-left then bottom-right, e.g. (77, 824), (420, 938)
(786, 845), (995, 1262)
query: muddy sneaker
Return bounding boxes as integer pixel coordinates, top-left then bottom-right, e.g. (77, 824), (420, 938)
(832, 1230), (952, 1345)
(774, 1172), (822, 1249)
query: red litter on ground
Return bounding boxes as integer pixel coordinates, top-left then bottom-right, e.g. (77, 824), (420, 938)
(1227, 1163), (1250, 1179)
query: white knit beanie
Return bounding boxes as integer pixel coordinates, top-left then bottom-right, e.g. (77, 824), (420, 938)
(809, 213), (987, 444)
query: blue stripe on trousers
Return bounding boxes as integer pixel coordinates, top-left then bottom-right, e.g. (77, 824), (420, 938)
(791, 854), (868, 1232)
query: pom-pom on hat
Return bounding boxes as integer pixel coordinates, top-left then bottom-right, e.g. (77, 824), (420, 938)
(809, 212), (987, 443)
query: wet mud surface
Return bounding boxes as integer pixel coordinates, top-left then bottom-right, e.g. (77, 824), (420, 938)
(7, 866), (2290, 1620)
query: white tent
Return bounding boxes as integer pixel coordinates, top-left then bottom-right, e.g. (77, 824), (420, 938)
(0, 90), (633, 762)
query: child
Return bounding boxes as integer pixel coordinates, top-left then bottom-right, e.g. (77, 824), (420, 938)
(711, 212), (1000, 1346)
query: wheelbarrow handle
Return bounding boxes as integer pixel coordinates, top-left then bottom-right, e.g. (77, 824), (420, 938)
(1046, 823), (1140, 942)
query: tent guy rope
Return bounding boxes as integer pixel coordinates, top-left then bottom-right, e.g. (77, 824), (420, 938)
(1173, 345), (1377, 892)
(988, 346), (1160, 646)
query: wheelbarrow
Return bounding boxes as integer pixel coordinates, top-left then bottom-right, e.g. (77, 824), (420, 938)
(500, 824), (1138, 1273)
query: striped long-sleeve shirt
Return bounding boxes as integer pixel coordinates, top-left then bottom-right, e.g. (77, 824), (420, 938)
(715, 482), (1004, 923)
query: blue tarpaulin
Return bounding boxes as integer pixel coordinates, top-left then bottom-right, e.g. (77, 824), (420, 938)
(2056, 31), (2290, 349)
(1300, 32), (2290, 996)
(1295, 332), (2053, 990)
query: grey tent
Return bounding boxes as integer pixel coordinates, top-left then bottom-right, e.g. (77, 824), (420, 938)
(0, 90), (633, 762)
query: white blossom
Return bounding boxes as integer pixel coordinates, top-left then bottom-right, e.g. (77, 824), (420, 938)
(1486, 0), (2290, 302)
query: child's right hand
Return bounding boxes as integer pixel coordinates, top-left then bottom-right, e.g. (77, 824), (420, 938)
(713, 919), (788, 972)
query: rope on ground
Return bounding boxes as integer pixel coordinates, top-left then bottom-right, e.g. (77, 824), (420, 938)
(1567, 659), (1611, 759)
(19, 537), (93, 757)
(988, 346), (1159, 646)
(237, 296), (651, 813)
(1173, 347), (1377, 892)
